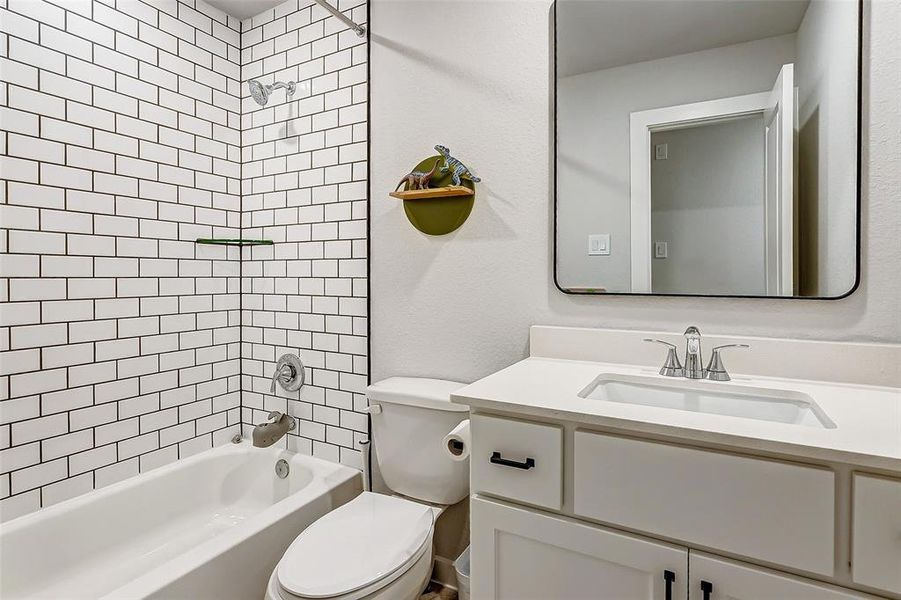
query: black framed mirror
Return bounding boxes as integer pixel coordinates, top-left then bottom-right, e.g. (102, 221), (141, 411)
(554, 0), (861, 298)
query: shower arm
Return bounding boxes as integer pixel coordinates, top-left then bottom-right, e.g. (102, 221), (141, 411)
(312, 0), (366, 37)
(269, 81), (296, 94)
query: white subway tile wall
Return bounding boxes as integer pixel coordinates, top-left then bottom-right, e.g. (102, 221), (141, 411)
(239, 0), (368, 468)
(0, 0), (367, 521)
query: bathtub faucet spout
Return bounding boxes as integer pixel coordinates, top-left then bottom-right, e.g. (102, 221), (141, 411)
(252, 411), (296, 448)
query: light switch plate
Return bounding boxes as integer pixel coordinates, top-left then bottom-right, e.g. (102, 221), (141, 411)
(588, 234), (610, 256)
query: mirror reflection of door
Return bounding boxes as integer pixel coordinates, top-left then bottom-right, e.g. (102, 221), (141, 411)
(555, 0), (860, 298)
(650, 115), (768, 296)
(642, 65), (796, 296)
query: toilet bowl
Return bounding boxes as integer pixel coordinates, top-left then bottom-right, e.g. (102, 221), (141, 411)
(266, 378), (470, 600)
(265, 493), (441, 600)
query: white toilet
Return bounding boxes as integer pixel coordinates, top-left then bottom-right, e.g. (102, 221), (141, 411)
(265, 377), (470, 600)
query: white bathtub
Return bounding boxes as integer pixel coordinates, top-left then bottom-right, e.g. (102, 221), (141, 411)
(0, 443), (362, 599)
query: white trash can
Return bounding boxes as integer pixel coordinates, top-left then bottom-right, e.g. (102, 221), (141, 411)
(454, 545), (471, 600)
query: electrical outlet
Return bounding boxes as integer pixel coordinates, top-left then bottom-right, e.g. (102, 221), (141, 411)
(654, 241), (668, 258)
(655, 144), (668, 160)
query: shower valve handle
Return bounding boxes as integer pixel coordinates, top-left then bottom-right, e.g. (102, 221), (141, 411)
(270, 364), (294, 394)
(269, 354), (306, 394)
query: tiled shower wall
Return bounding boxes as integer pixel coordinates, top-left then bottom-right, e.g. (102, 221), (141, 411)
(239, 0), (368, 468)
(0, 0), (369, 520)
(1, 0), (243, 521)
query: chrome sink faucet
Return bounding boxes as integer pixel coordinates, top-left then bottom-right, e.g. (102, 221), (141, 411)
(645, 326), (749, 381)
(683, 326), (705, 379)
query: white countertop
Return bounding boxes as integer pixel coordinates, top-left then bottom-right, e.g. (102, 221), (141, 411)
(451, 357), (901, 472)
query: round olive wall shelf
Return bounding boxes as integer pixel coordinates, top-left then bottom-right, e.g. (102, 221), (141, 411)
(390, 156), (475, 236)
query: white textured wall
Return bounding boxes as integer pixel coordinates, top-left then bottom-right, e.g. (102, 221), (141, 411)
(370, 0), (900, 384)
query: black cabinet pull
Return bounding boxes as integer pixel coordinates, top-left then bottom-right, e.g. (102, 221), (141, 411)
(663, 570), (675, 600)
(489, 451), (535, 470)
(701, 580), (713, 600)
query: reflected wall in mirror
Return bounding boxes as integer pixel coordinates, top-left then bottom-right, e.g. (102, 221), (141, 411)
(555, 0), (860, 297)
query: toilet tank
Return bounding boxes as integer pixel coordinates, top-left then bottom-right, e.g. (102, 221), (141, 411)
(368, 378), (470, 505)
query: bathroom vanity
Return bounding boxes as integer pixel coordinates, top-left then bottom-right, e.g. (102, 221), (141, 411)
(453, 327), (901, 600)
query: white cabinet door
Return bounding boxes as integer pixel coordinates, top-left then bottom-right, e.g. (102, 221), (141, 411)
(689, 553), (873, 600)
(852, 473), (901, 595)
(471, 495), (688, 600)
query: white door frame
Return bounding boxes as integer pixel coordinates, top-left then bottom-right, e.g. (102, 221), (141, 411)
(629, 92), (770, 293)
(763, 63), (796, 296)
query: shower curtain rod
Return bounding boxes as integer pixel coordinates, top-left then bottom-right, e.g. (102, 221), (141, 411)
(312, 0), (366, 37)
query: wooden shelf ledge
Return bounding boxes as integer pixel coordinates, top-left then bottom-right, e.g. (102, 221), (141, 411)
(389, 185), (474, 200)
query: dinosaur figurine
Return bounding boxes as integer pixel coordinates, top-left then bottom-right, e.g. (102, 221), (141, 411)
(435, 145), (481, 186)
(395, 160), (440, 191)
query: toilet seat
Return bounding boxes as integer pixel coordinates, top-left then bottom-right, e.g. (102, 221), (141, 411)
(276, 492), (435, 600)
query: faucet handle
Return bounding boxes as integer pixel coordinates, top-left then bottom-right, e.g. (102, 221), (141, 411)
(643, 339), (684, 377)
(270, 364), (291, 394)
(644, 338), (676, 349)
(269, 354), (306, 394)
(705, 344), (750, 381)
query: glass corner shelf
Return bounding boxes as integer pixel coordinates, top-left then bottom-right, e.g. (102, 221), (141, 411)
(195, 238), (274, 247)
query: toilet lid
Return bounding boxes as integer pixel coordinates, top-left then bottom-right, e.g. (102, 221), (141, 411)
(277, 492), (434, 599)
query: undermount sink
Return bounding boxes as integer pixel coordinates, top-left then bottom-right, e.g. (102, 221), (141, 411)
(579, 374), (836, 429)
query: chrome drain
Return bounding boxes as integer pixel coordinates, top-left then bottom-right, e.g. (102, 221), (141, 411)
(275, 459), (290, 479)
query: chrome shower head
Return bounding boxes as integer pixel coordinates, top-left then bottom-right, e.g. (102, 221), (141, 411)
(248, 79), (269, 106)
(247, 79), (297, 107)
